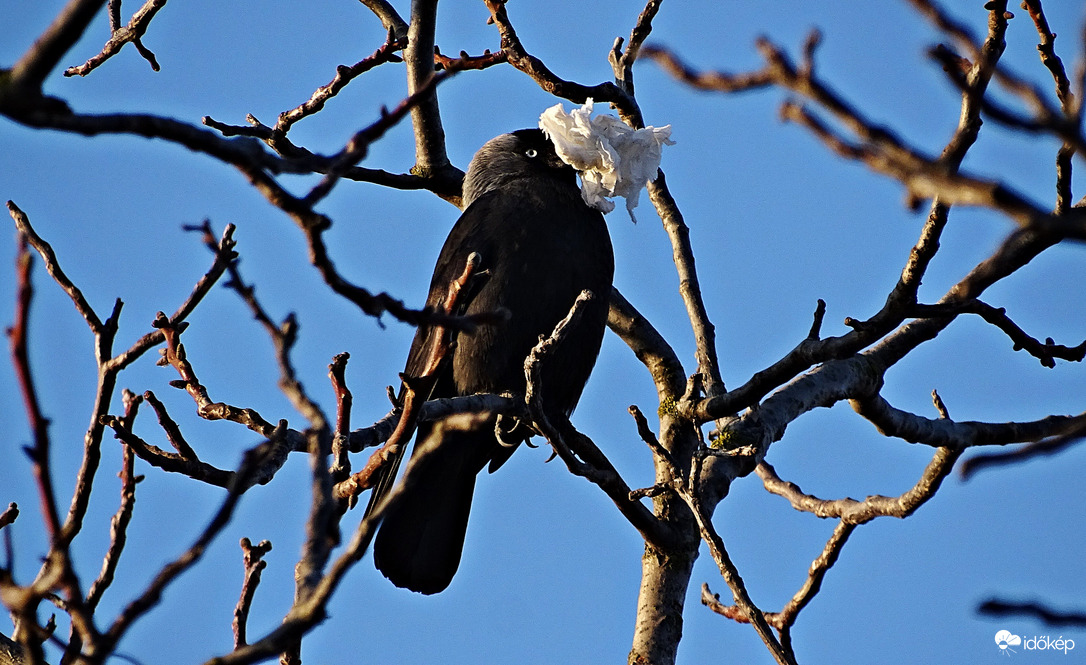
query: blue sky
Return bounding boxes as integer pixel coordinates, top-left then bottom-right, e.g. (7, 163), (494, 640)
(2, 1), (1085, 663)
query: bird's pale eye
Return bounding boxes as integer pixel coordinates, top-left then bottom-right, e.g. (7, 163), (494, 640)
(524, 148), (538, 158)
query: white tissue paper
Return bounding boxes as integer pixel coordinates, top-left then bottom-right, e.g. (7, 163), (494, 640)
(539, 99), (674, 222)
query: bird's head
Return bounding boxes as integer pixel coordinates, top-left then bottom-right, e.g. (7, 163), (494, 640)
(461, 129), (576, 209)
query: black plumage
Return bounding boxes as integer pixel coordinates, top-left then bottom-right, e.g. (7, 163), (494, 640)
(367, 129), (614, 594)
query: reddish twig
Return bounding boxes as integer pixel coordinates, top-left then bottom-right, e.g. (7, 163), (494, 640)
(482, 0), (640, 122)
(101, 413), (236, 489)
(433, 46), (508, 72)
(644, 15), (1059, 228)
(142, 390), (198, 460)
(7, 229), (62, 542)
(185, 220), (327, 431)
(152, 311), (277, 435)
(96, 432), (278, 658)
(329, 353), (353, 481)
(233, 538), (272, 649)
(86, 390), (142, 611)
(1020, 0), (1074, 108)
(335, 253), (483, 503)
(277, 32), (406, 136)
(105, 223), (237, 374)
(0, 504), (17, 532)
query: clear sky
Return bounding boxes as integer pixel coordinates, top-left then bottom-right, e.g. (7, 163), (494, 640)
(2, 1), (1085, 664)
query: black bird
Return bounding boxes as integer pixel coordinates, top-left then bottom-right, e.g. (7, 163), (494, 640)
(367, 129), (614, 594)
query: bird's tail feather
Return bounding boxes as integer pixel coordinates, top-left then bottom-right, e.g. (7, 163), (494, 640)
(372, 417), (493, 594)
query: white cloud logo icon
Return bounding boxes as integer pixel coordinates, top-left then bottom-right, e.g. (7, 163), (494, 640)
(995, 630), (1022, 655)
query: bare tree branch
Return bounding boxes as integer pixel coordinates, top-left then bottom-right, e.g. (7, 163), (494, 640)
(85, 391), (141, 612)
(526, 292), (675, 549)
(8, 0), (106, 92)
(756, 444), (960, 524)
(978, 598), (1086, 627)
(63, 0), (168, 76)
(5, 2), (1085, 664)
(233, 538), (272, 649)
(607, 288), (685, 400)
(702, 518), (856, 658)
(404, 0), (454, 190)
(482, 0), (640, 123)
(647, 172), (726, 402)
(959, 419), (1086, 479)
(6, 225), (61, 541)
(609, 0), (663, 97)
(851, 394), (1086, 449)
(359, 0), (407, 41)
(908, 299), (1086, 367)
(95, 434), (280, 663)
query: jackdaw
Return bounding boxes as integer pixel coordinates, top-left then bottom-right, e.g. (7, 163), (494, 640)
(366, 128), (614, 594)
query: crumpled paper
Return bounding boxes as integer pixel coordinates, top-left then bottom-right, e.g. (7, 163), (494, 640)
(539, 98), (674, 222)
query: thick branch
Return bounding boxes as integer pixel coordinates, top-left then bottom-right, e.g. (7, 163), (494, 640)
(607, 287), (685, 400)
(360, 0), (407, 41)
(404, 0), (453, 183)
(8, 0), (107, 91)
(852, 394), (1086, 449)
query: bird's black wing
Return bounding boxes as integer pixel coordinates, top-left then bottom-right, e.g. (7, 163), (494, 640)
(360, 208), (491, 522)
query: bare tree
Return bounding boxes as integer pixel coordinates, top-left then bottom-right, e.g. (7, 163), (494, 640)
(2, 1), (1084, 664)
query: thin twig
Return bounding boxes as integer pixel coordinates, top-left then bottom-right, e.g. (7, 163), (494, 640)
(187, 220), (327, 431)
(482, 0), (640, 123)
(757, 443), (961, 525)
(99, 429), (282, 657)
(7, 228), (62, 541)
(86, 391), (142, 612)
(233, 538), (272, 649)
(609, 0), (663, 97)
(329, 353), (353, 482)
(908, 300), (1086, 367)
(276, 32), (406, 137)
(527, 292), (673, 548)
(64, 0), (168, 76)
